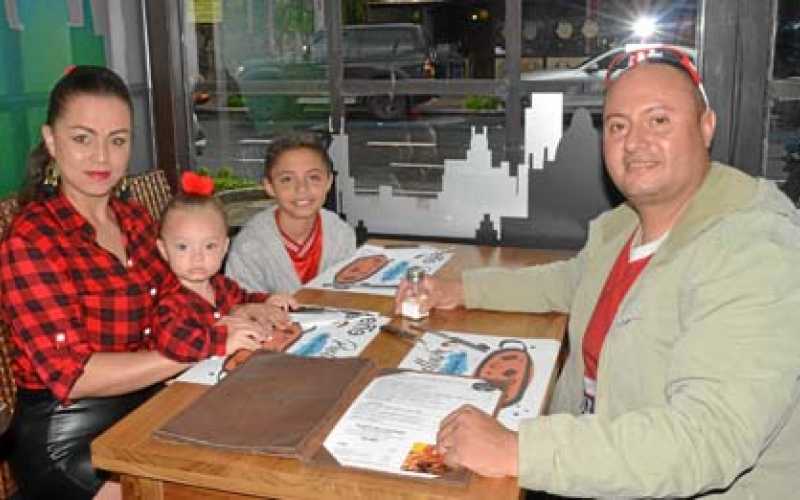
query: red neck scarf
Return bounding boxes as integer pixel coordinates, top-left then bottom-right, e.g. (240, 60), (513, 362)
(276, 210), (323, 284)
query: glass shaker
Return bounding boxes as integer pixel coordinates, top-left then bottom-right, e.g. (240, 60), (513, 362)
(401, 266), (429, 320)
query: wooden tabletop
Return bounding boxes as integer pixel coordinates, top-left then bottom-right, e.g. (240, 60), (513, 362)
(92, 240), (573, 500)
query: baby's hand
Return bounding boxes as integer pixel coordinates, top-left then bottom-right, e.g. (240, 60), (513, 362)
(266, 293), (298, 311)
(218, 316), (266, 355)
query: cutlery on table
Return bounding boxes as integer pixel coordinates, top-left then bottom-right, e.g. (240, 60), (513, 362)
(407, 325), (490, 352)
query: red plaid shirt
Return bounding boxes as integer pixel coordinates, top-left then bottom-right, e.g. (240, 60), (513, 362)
(0, 194), (169, 404)
(153, 273), (268, 362)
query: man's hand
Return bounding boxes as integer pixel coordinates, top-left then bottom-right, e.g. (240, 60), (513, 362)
(436, 404), (519, 478)
(230, 302), (292, 330)
(393, 276), (465, 315)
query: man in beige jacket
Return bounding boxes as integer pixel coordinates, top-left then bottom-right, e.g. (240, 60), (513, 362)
(396, 47), (800, 499)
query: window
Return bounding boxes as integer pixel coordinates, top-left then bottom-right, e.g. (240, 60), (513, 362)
(767, 0), (800, 190)
(179, 0), (701, 248)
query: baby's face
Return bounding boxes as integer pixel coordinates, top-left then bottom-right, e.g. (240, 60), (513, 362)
(157, 206), (229, 288)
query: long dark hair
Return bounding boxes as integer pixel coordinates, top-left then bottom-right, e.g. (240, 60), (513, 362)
(20, 65), (133, 205)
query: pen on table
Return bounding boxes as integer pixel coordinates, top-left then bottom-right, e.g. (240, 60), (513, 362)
(381, 243), (421, 249)
(407, 324), (490, 352)
(291, 305), (326, 313)
(293, 305), (372, 317)
(381, 324), (420, 345)
(323, 282), (398, 290)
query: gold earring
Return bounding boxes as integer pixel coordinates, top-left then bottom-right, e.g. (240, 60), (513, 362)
(117, 176), (131, 200)
(41, 161), (60, 196)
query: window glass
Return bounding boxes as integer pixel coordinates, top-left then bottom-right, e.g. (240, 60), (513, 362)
(363, 1), (498, 79)
(767, 0), (800, 189)
(520, 0), (698, 115)
(185, 0), (327, 195)
(774, 2), (800, 79)
(184, 0), (699, 247)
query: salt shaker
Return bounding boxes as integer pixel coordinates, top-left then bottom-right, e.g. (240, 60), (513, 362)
(401, 266), (429, 320)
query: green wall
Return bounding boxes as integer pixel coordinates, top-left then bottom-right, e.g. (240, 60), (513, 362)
(0, 0), (106, 197)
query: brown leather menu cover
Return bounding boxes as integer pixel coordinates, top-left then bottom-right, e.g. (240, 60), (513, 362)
(154, 351), (375, 461)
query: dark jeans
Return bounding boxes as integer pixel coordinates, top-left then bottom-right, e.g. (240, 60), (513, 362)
(7, 385), (161, 500)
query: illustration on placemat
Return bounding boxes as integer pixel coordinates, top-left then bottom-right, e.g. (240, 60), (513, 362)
(178, 312), (388, 386)
(307, 245), (453, 296)
(474, 339), (532, 408)
(219, 322), (306, 380)
(334, 254), (390, 285)
(378, 260), (410, 283)
(398, 331), (560, 430)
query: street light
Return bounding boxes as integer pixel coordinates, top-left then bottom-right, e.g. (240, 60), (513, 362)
(632, 16), (657, 41)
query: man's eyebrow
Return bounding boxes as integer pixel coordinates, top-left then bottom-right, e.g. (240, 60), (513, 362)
(602, 112), (627, 122)
(603, 102), (678, 120)
(642, 103), (677, 113)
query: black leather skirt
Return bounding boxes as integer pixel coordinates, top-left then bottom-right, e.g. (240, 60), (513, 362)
(6, 384), (161, 500)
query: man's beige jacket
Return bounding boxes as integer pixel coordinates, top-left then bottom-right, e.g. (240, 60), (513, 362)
(463, 163), (800, 499)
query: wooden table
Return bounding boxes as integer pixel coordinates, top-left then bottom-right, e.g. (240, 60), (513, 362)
(92, 241), (573, 500)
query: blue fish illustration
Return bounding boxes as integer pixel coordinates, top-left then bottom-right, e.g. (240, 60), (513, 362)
(293, 333), (329, 357)
(380, 260), (410, 282)
(440, 351), (468, 375)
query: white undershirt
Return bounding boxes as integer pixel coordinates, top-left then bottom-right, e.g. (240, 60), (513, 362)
(629, 230), (670, 262)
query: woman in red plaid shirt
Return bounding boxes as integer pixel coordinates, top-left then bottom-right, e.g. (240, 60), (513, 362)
(0, 67), (290, 500)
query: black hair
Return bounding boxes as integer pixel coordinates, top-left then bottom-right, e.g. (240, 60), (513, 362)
(20, 65), (133, 205)
(158, 194), (228, 238)
(263, 133), (333, 180)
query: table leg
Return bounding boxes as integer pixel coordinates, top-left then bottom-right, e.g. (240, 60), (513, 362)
(121, 475), (164, 500)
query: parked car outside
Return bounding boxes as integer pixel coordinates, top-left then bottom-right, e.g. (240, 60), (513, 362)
(521, 44), (697, 110)
(235, 23), (436, 130)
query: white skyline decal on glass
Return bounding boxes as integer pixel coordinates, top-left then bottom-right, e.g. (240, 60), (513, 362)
(332, 93), (564, 238)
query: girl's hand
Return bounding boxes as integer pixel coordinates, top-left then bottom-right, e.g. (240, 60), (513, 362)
(266, 293), (298, 311)
(230, 302), (292, 330)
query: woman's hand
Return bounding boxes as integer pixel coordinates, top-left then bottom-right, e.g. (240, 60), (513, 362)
(393, 276), (466, 316)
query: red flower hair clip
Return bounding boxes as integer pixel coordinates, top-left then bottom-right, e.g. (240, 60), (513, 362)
(181, 171), (215, 197)
(63, 64), (77, 76)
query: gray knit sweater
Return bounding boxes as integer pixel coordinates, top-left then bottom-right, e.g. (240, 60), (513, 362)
(225, 205), (356, 294)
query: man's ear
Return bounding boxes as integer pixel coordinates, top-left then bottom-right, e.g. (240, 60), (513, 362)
(223, 237), (230, 255)
(156, 238), (168, 261)
(700, 108), (716, 149)
(262, 177), (276, 198)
